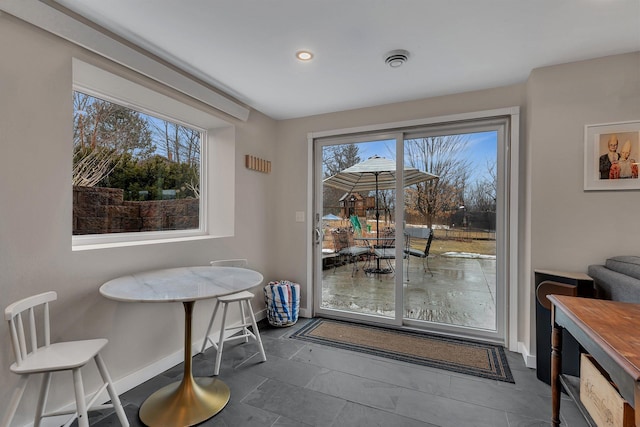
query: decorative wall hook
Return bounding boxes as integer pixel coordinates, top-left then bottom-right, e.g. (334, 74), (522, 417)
(245, 155), (271, 174)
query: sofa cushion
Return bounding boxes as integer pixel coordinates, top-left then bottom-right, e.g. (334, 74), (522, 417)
(588, 264), (640, 303)
(605, 256), (640, 281)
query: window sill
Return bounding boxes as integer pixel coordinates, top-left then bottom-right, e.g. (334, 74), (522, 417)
(72, 234), (218, 251)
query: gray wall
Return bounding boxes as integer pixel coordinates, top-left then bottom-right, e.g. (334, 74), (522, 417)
(2, 7), (640, 425)
(273, 84), (527, 308)
(0, 14), (278, 425)
(271, 51), (640, 360)
(273, 85), (528, 350)
(525, 52), (640, 353)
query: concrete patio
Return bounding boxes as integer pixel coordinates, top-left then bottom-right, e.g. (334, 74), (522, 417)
(320, 254), (497, 331)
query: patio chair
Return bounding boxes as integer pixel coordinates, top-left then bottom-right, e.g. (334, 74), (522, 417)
(404, 228), (434, 280)
(331, 230), (370, 276)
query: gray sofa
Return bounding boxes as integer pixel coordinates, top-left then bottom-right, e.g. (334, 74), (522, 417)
(588, 256), (640, 302)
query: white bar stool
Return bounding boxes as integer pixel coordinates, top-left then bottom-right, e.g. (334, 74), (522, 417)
(200, 259), (267, 376)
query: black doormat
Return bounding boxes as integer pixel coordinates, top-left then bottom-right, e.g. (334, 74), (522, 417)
(291, 318), (514, 383)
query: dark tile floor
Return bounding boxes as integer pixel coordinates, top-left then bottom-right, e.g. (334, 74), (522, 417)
(90, 319), (588, 427)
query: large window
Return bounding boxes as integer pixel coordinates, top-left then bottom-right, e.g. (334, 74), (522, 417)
(73, 91), (202, 235)
(72, 58), (236, 249)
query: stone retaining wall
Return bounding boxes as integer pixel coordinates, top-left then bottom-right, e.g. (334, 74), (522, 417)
(73, 186), (199, 235)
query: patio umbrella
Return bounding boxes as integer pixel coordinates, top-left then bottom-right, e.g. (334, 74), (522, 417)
(323, 155), (438, 193)
(323, 155), (439, 272)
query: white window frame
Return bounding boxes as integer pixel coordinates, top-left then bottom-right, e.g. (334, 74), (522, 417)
(72, 59), (235, 250)
(308, 107), (520, 351)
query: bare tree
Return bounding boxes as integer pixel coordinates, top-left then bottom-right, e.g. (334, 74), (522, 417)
(377, 189), (395, 225)
(322, 144), (360, 177)
(466, 160), (497, 212)
(404, 135), (473, 227)
(322, 144), (361, 215)
(72, 147), (120, 187)
(150, 120), (201, 166)
(179, 126), (200, 166)
(73, 92), (154, 186)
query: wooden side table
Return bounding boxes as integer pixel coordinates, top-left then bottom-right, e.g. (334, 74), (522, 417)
(549, 295), (640, 427)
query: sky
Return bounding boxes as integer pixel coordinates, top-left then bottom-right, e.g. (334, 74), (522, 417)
(352, 131), (497, 184)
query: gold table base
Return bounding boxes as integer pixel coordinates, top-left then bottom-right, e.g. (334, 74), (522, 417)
(139, 375), (230, 426)
(139, 301), (230, 426)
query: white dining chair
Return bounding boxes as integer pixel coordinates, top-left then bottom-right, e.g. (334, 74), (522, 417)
(3, 291), (129, 427)
(200, 259), (267, 376)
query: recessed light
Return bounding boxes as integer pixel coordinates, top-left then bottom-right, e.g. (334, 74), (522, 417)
(296, 50), (314, 61)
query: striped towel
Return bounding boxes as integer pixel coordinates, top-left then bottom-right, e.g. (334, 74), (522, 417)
(264, 280), (300, 327)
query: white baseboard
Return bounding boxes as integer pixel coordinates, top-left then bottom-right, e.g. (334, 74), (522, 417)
(518, 341), (536, 369)
(35, 311), (269, 427)
(298, 307), (312, 318)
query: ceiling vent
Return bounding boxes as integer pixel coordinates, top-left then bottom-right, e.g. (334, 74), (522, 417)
(384, 49), (410, 68)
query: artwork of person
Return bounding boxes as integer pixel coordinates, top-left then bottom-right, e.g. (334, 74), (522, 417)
(609, 139), (638, 179)
(599, 134), (620, 179)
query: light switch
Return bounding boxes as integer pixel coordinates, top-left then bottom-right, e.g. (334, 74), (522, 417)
(295, 211), (305, 222)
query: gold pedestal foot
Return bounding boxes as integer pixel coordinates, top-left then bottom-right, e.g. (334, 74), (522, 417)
(139, 376), (230, 426)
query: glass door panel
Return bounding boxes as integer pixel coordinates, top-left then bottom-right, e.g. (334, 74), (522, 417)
(402, 131), (498, 332)
(318, 138), (398, 320)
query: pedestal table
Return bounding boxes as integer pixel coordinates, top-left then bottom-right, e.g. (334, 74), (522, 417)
(100, 266), (263, 426)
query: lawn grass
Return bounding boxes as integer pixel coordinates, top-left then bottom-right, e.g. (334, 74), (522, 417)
(429, 237), (496, 256)
(406, 229), (495, 256)
(323, 220), (496, 256)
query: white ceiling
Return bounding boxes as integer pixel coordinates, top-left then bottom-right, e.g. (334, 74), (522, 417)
(53, 0), (640, 120)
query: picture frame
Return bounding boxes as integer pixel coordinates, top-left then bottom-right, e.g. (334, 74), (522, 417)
(584, 120), (640, 190)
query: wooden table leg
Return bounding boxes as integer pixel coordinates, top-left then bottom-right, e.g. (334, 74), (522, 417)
(635, 382), (640, 427)
(551, 318), (563, 427)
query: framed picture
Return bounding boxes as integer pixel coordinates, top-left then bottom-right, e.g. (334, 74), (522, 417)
(584, 120), (640, 190)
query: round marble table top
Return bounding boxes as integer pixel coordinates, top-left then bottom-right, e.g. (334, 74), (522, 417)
(100, 266), (264, 303)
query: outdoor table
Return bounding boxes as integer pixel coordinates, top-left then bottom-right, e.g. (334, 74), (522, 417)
(354, 236), (396, 274)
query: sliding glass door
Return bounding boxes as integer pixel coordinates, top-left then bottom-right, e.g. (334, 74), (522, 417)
(402, 125), (501, 337)
(316, 135), (399, 323)
(314, 116), (509, 344)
